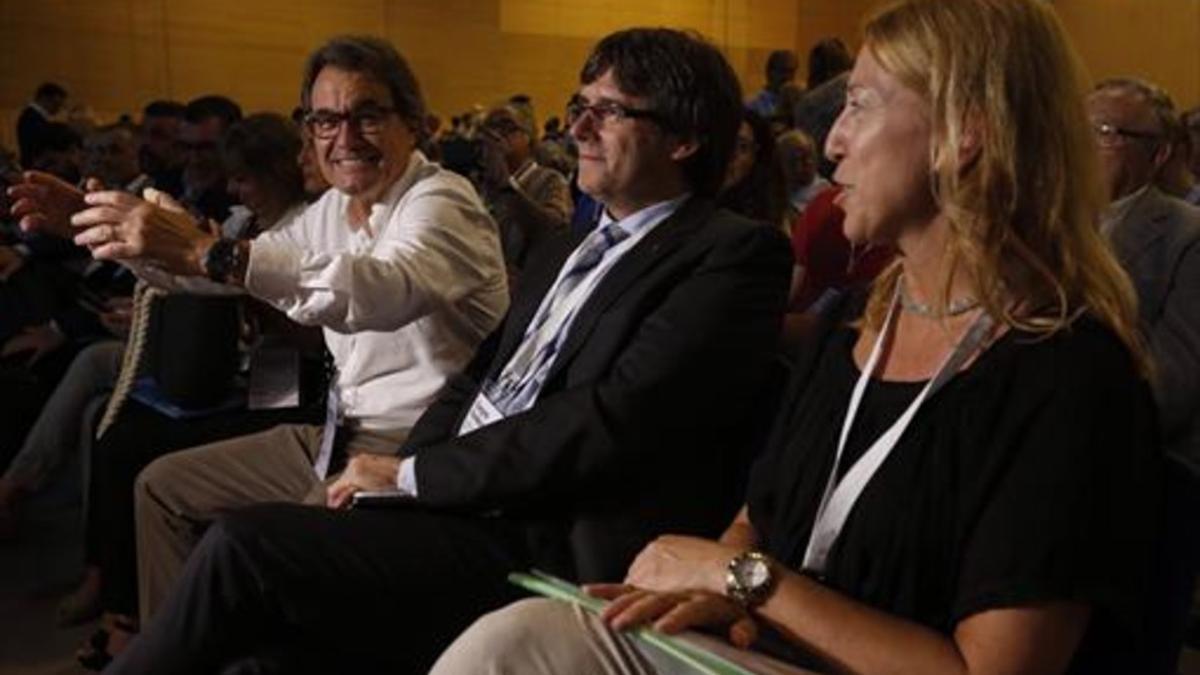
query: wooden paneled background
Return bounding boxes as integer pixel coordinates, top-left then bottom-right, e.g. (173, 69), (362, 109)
(0, 0), (1197, 150)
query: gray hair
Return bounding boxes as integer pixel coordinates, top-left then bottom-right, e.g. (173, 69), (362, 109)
(1093, 77), (1181, 148)
(300, 35), (426, 134)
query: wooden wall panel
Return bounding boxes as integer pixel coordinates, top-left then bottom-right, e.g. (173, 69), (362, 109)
(5, 0), (1193, 155)
(1055, 0), (1200, 110)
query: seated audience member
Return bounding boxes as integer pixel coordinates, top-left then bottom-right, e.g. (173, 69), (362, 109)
(1089, 78), (1200, 473)
(805, 37), (854, 92)
(293, 108), (332, 199)
(1157, 106), (1199, 205)
(476, 103), (572, 280)
(794, 72), (849, 180)
(70, 115), (326, 668)
(776, 128), (829, 222)
(83, 124), (148, 192)
(746, 50), (798, 126)
(137, 100), (186, 198)
(535, 114), (576, 177)
(30, 122), (83, 185)
(1184, 106), (1200, 205)
(717, 108), (786, 228)
(178, 95), (242, 221)
(787, 185), (892, 312)
(14, 40), (507, 668)
(433, 2), (1161, 674)
(17, 82), (68, 169)
(5, 113), (308, 639)
(100, 27), (790, 674)
(218, 113), (309, 237)
(0, 340), (123, 540)
(0, 128), (140, 475)
(1087, 77), (1200, 674)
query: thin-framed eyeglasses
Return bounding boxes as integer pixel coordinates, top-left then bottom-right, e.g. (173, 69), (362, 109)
(565, 95), (663, 128)
(1092, 122), (1161, 148)
(304, 104), (397, 139)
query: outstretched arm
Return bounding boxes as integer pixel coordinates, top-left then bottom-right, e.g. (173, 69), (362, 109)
(7, 171), (86, 239)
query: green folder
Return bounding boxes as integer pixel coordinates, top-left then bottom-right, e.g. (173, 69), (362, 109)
(508, 569), (758, 675)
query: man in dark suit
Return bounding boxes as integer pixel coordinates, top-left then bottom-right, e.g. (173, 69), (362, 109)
(16, 82), (67, 169)
(107, 27), (792, 674)
(1088, 77), (1200, 675)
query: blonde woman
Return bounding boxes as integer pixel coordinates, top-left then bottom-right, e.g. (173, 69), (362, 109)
(431, 0), (1159, 673)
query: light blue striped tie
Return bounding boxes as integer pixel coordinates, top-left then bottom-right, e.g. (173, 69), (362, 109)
(487, 221), (630, 411)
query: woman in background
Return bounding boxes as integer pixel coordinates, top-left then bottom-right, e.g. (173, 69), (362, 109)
(717, 108), (787, 229)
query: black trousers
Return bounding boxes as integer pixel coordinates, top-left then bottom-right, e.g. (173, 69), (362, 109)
(88, 394), (323, 617)
(106, 503), (532, 675)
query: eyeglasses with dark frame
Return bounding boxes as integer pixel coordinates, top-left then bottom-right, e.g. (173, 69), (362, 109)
(1091, 122), (1162, 148)
(304, 104), (397, 139)
(565, 95), (663, 128)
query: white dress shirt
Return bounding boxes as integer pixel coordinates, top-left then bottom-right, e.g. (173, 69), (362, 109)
(246, 152), (509, 431)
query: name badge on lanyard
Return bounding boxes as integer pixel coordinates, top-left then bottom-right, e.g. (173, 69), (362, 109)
(801, 287), (995, 575)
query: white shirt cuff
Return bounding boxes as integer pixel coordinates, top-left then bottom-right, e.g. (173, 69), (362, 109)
(396, 456), (419, 496)
(245, 237), (302, 303)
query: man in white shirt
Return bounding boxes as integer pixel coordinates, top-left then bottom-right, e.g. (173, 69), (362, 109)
(12, 36), (508, 628)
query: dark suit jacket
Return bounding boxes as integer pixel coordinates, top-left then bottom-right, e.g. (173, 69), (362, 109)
(1109, 187), (1200, 475)
(16, 105), (51, 169)
(402, 196), (793, 580)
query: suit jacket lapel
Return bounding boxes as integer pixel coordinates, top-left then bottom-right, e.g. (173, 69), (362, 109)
(1111, 188), (1169, 268)
(544, 197), (714, 381)
(489, 235), (579, 375)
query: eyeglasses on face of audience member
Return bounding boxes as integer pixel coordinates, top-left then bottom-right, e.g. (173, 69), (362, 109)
(565, 95), (664, 129)
(1091, 121), (1161, 149)
(304, 104), (397, 140)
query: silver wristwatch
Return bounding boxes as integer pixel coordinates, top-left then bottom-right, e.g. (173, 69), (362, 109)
(725, 550), (775, 608)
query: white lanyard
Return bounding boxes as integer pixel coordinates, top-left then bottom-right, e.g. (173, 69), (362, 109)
(801, 287), (995, 575)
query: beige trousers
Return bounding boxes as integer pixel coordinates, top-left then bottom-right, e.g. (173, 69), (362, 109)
(431, 598), (818, 675)
(133, 423), (408, 622)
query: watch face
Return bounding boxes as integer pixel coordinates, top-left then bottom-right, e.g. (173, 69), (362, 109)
(735, 556), (770, 588)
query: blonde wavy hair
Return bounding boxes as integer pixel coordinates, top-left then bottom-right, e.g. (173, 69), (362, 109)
(858, 0), (1146, 371)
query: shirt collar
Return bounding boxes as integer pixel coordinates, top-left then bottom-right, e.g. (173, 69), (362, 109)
(28, 102), (51, 119)
(351, 151), (424, 237)
(598, 193), (691, 238)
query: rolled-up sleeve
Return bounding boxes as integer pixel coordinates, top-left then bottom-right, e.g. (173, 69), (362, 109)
(246, 173), (506, 335)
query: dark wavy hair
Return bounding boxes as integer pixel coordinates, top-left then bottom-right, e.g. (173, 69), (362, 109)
(580, 28), (743, 197)
(717, 108), (786, 226)
(221, 113), (305, 207)
(301, 35), (425, 135)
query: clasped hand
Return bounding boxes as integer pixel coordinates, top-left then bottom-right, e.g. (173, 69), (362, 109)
(6, 170), (215, 276)
(71, 189), (214, 276)
(585, 584), (758, 649)
(578, 535), (757, 647)
(325, 454), (404, 509)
